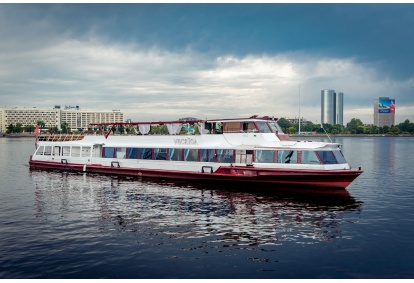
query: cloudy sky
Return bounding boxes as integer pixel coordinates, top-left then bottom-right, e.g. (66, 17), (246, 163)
(1, 3), (414, 124)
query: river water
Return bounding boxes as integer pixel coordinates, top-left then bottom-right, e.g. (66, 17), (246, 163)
(0, 136), (413, 279)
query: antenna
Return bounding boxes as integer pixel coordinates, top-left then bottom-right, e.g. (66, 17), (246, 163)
(320, 123), (332, 143)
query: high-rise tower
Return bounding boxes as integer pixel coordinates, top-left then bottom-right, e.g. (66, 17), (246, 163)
(321, 89), (344, 125)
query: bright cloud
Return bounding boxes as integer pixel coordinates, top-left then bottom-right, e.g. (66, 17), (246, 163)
(1, 36), (413, 124)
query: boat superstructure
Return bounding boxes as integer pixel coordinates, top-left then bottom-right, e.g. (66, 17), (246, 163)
(29, 116), (363, 190)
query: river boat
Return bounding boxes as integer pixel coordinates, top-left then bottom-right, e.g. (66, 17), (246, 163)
(29, 116), (363, 190)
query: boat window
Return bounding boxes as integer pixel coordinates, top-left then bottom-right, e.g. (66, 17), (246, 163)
(256, 122), (272, 133)
(116, 147), (126, 159)
(44, 146), (52, 156)
(62, 146), (70, 156)
(52, 146), (61, 156)
(200, 149), (216, 162)
(223, 122), (241, 133)
(184, 149), (198, 161)
(268, 121), (284, 133)
(127, 148), (139, 159)
(332, 150), (347, 164)
(216, 123), (223, 134)
(255, 150), (276, 163)
(242, 122), (257, 133)
(278, 150), (298, 164)
(140, 148), (152, 159)
(169, 148), (183, 161)
(301, 151), (321, 164)
(81, 147), (91, 158)
(71, 146), (81, 157)
(316, 151), (337, 164)
(154, 148), (167, 160)
(217, 149), (234, 163)
(103, 147), (115, 158)
(35, 146), (45, 155)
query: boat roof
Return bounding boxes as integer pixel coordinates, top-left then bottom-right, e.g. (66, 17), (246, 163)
(88, 115), (279, 127)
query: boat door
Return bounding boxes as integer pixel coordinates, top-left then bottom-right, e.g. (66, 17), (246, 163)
(235, 149), (253, 165)
(92, 144), (102, 158)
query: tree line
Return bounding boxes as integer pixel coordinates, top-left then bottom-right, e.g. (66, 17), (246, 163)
(277, 118), (414, 135)
(5, 121), (71, 134)
(5, 118), (414, 135)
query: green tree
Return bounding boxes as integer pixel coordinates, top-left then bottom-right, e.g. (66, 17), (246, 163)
(391, 126), (400, 135)
(367, 125), (379, 134)
(37, 121), (46, 128)
(14, 123), (23, 133)
(397, 119), (414, 133)
(288, 126), (297, 134)
(332, 124), (346, 134)
(24, 125), (35, 133)
(6, 124), (14, 134)
(61, 122), (71, 133)
(321, 123), (333, 134)
(346, 118), (364, 134)
(277, 118), (291, 134)
(356, 125), (366, 134)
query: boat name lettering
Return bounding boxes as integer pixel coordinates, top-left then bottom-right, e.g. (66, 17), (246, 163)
(174, 138), (198, 145)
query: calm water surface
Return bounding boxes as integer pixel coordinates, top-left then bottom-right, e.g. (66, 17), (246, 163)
(1, 136), (414, 279)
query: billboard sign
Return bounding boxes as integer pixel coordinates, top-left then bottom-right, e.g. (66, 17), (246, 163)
(378, 99), (395, 113)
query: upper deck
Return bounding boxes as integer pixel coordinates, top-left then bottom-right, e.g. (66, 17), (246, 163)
(87, 115), (291, 139)
(36, 116), (339, 151)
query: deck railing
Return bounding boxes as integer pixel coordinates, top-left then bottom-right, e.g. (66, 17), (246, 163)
(37, 134), (85, 142)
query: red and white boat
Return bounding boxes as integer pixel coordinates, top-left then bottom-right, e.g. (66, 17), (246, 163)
(29, 116), (363, 190)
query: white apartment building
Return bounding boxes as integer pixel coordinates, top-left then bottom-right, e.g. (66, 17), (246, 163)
(61, 109), (124, 130)
(0, 106), (124, 133)
(0, 107), (60, 133)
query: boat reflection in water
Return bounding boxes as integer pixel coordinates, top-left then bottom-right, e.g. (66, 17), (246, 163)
(31, 170), (362, 247)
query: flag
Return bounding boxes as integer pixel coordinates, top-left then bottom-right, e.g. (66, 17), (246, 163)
(35, 125), (39, 135)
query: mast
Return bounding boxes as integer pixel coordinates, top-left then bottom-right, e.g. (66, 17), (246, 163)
(298, 84), (301, 135)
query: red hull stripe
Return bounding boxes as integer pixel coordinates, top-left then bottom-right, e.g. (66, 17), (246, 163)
(28, 159), (362, 190)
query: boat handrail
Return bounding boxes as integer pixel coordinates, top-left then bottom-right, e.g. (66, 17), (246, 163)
(37, 134), (85, 142)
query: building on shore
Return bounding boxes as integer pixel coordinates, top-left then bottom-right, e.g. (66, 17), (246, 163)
(60, 107), (124, 130)
(373, 97), (395, 127)
(321, 89), (344, 125)
(0, 106), (124, 133)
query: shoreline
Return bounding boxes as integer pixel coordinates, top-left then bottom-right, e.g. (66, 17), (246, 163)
(290, 133), (414, 137)
(1, 133), (414, 138)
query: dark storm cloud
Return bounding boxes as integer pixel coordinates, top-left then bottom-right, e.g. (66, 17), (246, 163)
(1, 4), (414, 123)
